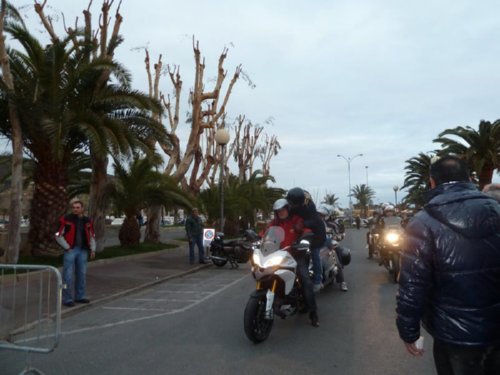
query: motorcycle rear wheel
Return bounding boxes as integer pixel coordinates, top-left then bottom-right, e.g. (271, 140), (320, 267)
(211, 258), (227, 267)
(244, 294), (274, 343)
(210, 250), (228, 267)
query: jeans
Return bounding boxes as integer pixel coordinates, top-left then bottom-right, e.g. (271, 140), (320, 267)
(296, 254), (317, 313)
(310, 246), (322, 285)
(433, 339), (500, 375)
(188, 235), (205, 263)
(62, 247), (88, 303)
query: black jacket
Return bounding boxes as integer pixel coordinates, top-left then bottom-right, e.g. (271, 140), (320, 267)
(396, 182), (500, 346)
(289, 200), (326, 248)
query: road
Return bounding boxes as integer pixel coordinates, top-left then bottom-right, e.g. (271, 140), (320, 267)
(0, 229), (436, 375)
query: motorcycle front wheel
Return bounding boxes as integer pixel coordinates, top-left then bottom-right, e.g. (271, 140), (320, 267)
(244, 293), (274, 343)
(392, 254), (400, 283)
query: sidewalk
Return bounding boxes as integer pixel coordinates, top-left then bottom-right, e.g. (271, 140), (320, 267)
(64, 240), (210, 316)
(0, 240), (210, 338)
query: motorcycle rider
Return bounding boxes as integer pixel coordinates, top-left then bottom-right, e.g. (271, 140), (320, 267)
(267, 198), (319, 327)
(286, 187), (326, 294)
(317, 205), (348, 291)
(378, 205), (402, 265)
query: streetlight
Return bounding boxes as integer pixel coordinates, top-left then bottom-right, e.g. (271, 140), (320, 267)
(337, 153), (363, 217)
(365, 166), (369, 187)
(393, 185), (399, 208)
(215, 128), (230, 232)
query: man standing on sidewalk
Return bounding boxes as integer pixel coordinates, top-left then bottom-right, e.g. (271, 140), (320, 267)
(396, 155), (500, 374)
(185, 208), (207, 264)
(55, 200), (96, 307)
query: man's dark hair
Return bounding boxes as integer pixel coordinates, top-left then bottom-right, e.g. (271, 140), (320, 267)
(430, 155), (470, 186)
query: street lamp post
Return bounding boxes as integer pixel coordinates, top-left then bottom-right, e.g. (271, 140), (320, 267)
(215, 128), (230, 232)
(337, 153), (363, 218)
(393, 185), (399, 208)
(365, 166), (369, 187)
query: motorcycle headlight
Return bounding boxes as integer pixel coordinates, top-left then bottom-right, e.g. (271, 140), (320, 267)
(253, 251), (286, 268)
(252, 252), (263, 267)
(263, 254), (286, 267)
(385, 232), (400, 243)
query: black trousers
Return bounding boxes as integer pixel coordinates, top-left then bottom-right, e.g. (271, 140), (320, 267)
(433, 339), (500, 375)
(295, 255), (317, 314)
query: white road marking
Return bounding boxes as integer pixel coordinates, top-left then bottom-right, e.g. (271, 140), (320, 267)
(58, 272), (249, 337)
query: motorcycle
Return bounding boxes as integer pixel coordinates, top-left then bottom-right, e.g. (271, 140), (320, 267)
(376, 216), (405, 282)
(326, 218), (345, 242)
(315, 232), (351, 288)
(244, 226), (312, 343)
(209, 229), (260, 268)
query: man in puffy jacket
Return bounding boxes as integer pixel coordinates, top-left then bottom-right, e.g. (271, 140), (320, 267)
(396, 155), (500, 374)
(55, 200), (96, 307)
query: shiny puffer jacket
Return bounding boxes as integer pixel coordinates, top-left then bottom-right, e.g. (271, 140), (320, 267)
(396, 182), (500, 346)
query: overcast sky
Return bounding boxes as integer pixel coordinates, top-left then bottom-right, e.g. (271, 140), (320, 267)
(19, 0), (500, 207)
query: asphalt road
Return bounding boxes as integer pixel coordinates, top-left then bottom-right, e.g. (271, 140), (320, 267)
(0, 229), (437, 375)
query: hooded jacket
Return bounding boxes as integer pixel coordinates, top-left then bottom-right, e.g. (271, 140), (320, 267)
(396, 182), (500, 346)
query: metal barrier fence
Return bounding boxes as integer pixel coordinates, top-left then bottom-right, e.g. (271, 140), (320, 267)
(0, 264), (62, 374)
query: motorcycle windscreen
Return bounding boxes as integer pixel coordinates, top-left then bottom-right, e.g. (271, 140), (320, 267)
(384, 216), (402, 228)
(260, 226), (285, 256)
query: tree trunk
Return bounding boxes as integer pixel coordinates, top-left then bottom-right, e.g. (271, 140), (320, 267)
(144, 204), (161, 243)
(5, 105), (22, 263)
(119, 215), (141, 246)
(89, 155), (108, 253)
(477, 166), (494, 191)
(29, 161), (68, 257)
(0, 0), (23, 263)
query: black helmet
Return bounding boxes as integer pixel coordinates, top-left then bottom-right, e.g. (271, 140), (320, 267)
(339, 246), (351, 266)
(286, 187), (305, 206)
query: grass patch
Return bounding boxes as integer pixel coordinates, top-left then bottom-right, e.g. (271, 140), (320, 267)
(5, 242), (177, 272)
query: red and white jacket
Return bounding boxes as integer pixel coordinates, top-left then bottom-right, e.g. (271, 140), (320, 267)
(55, 214), (96, 252)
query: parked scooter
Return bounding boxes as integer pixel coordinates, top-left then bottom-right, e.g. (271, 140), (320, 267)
(244, 226), (312, 343)
(377, 216), (405, 282)
(209, 229), (260, 268)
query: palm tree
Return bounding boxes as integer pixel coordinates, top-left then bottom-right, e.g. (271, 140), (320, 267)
(108, 156), (192, 246)
(433, 120), (500, 189)
(351, 184), (375, 217)
(402, 152), (435, 209)
(321, 193), (339, 207)
(0, 24), (165, 255)
(199, 170), (284, 235)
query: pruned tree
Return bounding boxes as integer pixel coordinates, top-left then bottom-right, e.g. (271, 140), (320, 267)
(146, 38), (241, 195)
(28, 0), (164, 254)
(257, 133), (281, 177)
(34, 0), (124, 252)
(232, 115), (263, 182)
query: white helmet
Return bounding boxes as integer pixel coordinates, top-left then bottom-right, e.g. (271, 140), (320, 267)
(273, 198), (289, 211)
(317, 205), (330, 217)
(384, 204), (395, 212)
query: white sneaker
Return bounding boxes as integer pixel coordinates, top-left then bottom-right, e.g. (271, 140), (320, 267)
(340, 282), (348, 292)
(313, 283), (322, 293)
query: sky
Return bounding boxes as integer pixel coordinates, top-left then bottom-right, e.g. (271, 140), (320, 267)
(17, 0), (500, 207)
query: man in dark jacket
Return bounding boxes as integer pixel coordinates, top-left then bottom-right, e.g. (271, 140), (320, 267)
(185, 208), (206, 264)
(396, 155), (500, 374)
(286, 187), (326, 292)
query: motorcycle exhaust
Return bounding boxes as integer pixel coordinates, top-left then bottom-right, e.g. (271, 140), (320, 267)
(209, 255), (227, 262)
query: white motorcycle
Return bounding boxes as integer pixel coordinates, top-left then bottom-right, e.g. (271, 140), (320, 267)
(244, 226), (312, 343)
